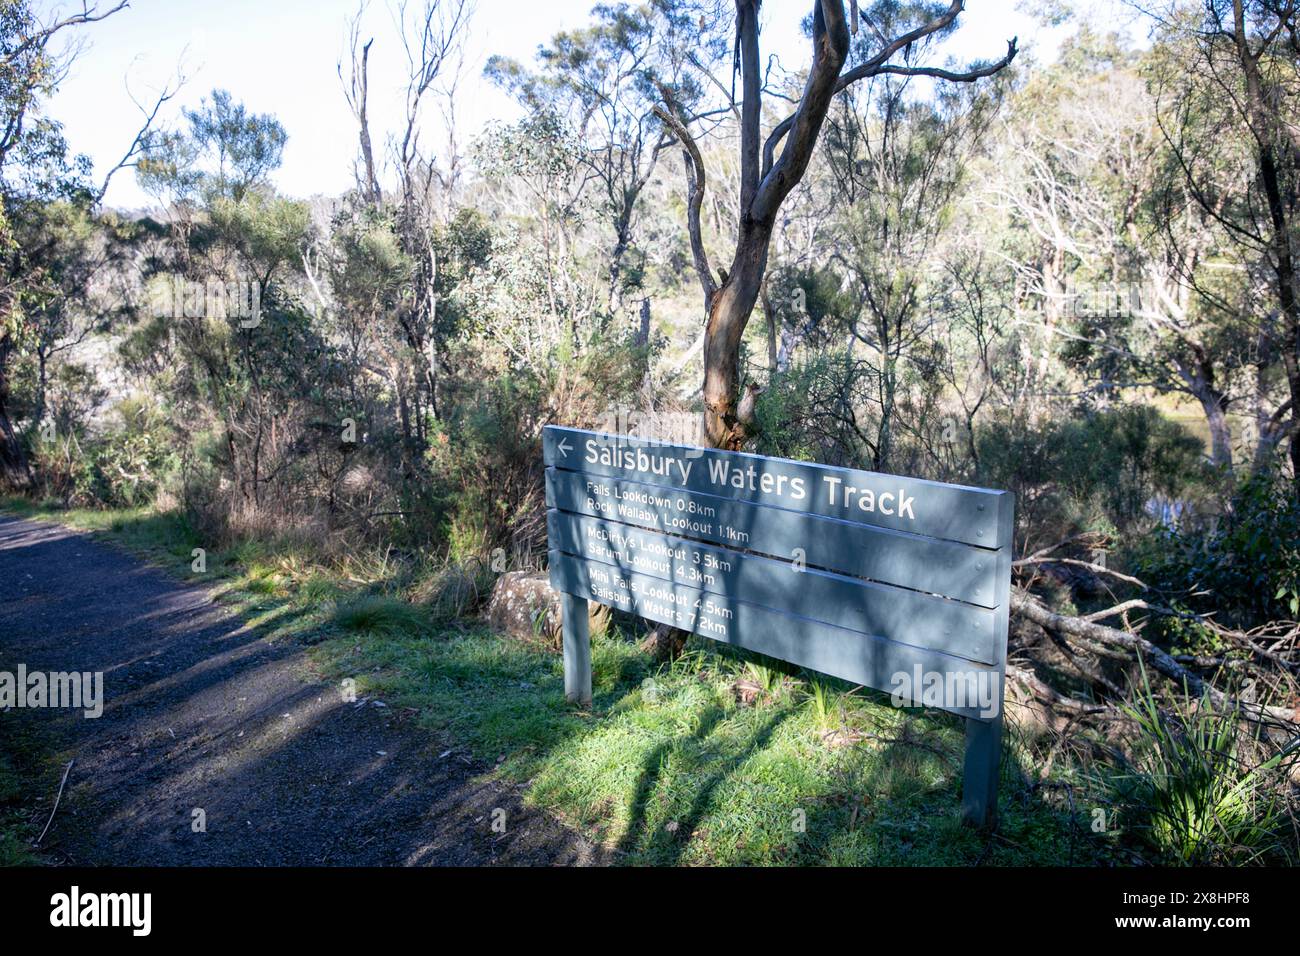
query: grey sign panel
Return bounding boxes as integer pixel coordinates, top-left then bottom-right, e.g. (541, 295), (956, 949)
(548, 550), (1000, 721)
(546, 467), (1002, 608)
(543, 425), (1010, 549)
(547, 508), (998, 664)
(542, 424), (1015, 827)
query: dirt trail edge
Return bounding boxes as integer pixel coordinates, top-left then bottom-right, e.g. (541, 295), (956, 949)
(0, 514), (605, 866)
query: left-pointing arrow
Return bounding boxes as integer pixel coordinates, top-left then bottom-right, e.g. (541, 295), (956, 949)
(557, 438), (572, 458)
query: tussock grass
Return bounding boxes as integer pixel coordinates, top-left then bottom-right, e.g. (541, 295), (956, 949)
(239, 562), (284, 596)
(410, 559), (494, 621)
(1111, 666), (1298, 864)
(332, 594), (430, 637)
(295, 570), (343, 607)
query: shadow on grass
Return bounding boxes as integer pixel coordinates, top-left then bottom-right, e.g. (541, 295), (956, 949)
(615, 703), (796, 865)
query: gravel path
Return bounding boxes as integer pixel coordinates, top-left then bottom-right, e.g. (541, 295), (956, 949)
(0, 513), (604, 866)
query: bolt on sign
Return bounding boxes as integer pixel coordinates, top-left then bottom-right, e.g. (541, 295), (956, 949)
(542, 425), (1014, 828)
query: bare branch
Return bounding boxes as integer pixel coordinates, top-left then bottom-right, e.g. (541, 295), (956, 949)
(652, 89), (717, 307)
(0, 1), (128, 69)
(340, 4), (382, 208)
(1013, 556), (1150, 590)
(874, 39), (1019, 84)
(761, 4), (1017, 180)
(95, 59), (188, 207)
(751, 0), (850, 223)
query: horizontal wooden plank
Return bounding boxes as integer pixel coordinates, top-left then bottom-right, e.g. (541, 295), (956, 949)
(546, 467), (1003, 608)
(548, 550), (1002, 720)
(543, 425), (1011, 549)
(548, 509), (997, 664)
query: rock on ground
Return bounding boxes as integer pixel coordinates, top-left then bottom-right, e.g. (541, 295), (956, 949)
(485, 570), (609, 649)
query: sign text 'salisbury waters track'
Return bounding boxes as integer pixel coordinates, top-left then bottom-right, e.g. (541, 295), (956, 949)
(543, 425), (1014, 827)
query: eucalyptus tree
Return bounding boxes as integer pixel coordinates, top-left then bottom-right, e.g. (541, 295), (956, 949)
(487, 1), (732, 319)
(131, 89), (313, 508)
(1145, 0), (1300, 490)
(337, 0), (472, 449)
(655, 0), (1017, 449)
(821, 69), (1003, 470)
(989, 33), (1257, 471)
(470, 109), (602, 369)
(136, 86), (297, 293)
(986, 32), (1134, 408)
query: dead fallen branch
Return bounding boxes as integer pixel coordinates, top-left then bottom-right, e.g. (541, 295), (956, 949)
(1011, 589), (1297, 727)
(34, 758), (73, 848)
(1005, 663), (1112, 718)
(1014, 532), (1110, 566)
(1081, 598), (1152, 623)
(1013, 557), (1148, 589)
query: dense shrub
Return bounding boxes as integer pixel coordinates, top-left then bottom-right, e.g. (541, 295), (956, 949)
(976, 404), (1208, 549)
(753, 348), (879, 467)
(92, 399), (180, 507)
(26, 398), (178, 509)
(1135, 472), (1300, 629)
(424, 331), (650, 563)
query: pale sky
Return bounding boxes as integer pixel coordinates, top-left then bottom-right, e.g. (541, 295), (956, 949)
(42, 0), (1141, 210)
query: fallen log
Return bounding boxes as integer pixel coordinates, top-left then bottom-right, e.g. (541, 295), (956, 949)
(1004, 663), (1111, 718)
(1011, 588), (1297, 727)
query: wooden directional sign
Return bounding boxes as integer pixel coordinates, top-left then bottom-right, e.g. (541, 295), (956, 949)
(542, 425), (1014, 827)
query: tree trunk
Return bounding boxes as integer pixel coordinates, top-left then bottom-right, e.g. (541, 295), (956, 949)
(703, 220), (773, 449)
(640, 622), (688, 661)
(0, 333), (32, 489)
(1286, 367), (1300, 496)
(761, 278), (778, 373)
(1231, 0), (1300, 498)
(1195, 385), (1233, 472)
(681, 2), (1010, 452)
(607, 207), (633, 314)
(0, 405), (30, 489)
(636, 297), (651, 347)
(36, 346), (48, 429)
(876, 359), (897, 471)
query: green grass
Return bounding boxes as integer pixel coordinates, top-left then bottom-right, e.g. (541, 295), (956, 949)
(332, 595), (431, 637)
(1, 494), (199, 559)
(0, 719), (65, 867)
(0, 752), (38, 866)
(313, 620), (1124, 865)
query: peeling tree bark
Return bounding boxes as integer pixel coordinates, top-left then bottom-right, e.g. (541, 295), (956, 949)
(704, 218), (777, 448)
